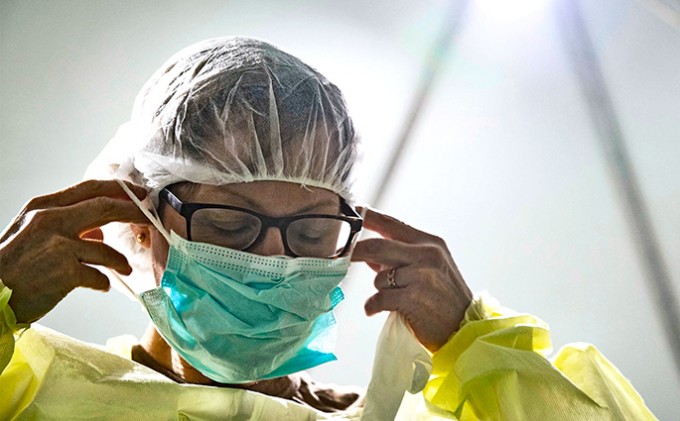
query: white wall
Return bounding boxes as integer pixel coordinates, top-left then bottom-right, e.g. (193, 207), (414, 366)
(1, 0), (678, 418)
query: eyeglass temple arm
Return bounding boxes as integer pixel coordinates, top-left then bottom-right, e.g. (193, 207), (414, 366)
(159, 188), (184, 213)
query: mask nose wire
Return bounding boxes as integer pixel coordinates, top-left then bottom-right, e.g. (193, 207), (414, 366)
(115, 178), (172, 244)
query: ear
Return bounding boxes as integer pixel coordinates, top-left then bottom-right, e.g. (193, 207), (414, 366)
(129, 223), (152, 249)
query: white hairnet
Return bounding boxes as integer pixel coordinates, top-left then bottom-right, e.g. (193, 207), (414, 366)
(85, 36), (359, 293)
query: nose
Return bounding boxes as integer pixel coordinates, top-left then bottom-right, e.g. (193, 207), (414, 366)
(248, 227), (287, 256)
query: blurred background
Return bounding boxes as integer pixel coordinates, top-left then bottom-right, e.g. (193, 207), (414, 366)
(1, 0), (679, 418)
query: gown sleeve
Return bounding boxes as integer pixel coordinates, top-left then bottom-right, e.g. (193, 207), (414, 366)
(422, 294), (657, 420)
(0, 280), (21, 374)
(0, 281), (35, 420)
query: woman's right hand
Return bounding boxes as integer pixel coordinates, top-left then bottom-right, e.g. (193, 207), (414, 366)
(0, 179), (148, 324)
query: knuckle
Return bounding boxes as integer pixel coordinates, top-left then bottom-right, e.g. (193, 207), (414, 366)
(431, 235), (448, 248)
(414, 267), (439, 288)
(82, 179), (101, 189)
(46, 234), (70, 252)
(24, 195), (48, 211)
(416, 267), (437, 282)
(78, 178), (105, 193)
(420, 244), (445, 262)
(434, 245), (450, 265)
(28, 208), (57, 226)
(91, 196), (118, 213)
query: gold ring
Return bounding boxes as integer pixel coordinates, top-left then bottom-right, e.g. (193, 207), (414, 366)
(387, 268), (397, 289)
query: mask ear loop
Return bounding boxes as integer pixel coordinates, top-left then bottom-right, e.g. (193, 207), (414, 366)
(106, 179), (172, 299)
(115, 178), (172, 244)
(108, 264), (138, 298)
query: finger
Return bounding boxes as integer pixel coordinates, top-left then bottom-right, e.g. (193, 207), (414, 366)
(364, 289), (405, 316)
(57, 197), (150, 235)
(357, 207), (441, 246)
(81, 228), (104, 241)
(349, 257), (383, 273)
(352, 238), (435, 267)
(70, 239), (132, 275)
(26, 179), (147, 210)
(373, 266), (417, 290)
(366, 262), (381, 273)
(76, 264), (112, 292)
(351, 238), (410, 266)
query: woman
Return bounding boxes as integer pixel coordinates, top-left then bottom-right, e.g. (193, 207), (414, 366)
(0, 37), (655, 419)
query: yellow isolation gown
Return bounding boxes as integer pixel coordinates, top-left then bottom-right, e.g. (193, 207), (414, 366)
(0, 281), (657, 420)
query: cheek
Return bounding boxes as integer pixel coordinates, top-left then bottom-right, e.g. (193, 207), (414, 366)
(149, 204), (187, 285)
(150, 229), (170, 286)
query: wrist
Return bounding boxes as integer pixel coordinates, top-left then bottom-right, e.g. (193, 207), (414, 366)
(459, 291), (508, 329)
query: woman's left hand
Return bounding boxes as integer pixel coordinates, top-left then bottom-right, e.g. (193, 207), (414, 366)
(351, 207), (473, 352)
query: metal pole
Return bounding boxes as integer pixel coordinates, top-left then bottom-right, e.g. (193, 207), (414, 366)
(371, 0), (471, 207)
(555, 0), (680, 379)
(636, 0), (680, 29)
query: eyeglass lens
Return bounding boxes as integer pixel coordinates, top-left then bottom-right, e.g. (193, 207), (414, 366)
(191, 208), (352, 258)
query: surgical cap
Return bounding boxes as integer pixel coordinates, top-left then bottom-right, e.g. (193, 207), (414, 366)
(85, 36), (359, 292)
(88, 36), (358, 201)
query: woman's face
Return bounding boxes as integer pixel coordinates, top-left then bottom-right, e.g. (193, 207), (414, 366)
(147, 180), (341, 284)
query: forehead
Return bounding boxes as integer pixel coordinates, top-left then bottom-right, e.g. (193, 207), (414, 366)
(172, 181), (340, 216)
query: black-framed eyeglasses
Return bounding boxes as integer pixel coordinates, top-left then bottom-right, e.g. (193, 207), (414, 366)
(159, 188), (363, 258)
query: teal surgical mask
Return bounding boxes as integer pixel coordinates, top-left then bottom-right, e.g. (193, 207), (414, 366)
(143, 232), (348, 383)
(114, 180), (352, 384)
